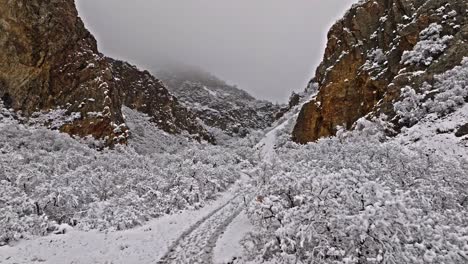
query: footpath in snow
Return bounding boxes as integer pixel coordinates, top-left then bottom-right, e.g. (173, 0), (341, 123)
(0, 173), (253, 264)
(213, 211), (254, 264)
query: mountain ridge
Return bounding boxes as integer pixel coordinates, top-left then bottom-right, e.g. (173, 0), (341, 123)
(293, 0), (468, 143)
(157, 65), (283, 136)
(0, 0), (212, 145)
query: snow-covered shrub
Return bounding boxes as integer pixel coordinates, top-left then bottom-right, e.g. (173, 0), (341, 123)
(395, 57), (468, 126)
(245, 133), (468, 263)
(0, 107), (244, 243)
(0, 181), (49, 245)
(351, 114), (395, 140)
(393, 86), (426, 126)
(424, 57), (468, 115)
(363, 48), (387, 71)
(401, 23), (453, 66)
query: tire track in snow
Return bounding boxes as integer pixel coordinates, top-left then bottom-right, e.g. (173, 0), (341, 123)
(157, 179), (252, 264)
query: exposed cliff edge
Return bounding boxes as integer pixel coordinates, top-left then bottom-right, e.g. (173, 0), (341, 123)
(293, 0), (468, 143)
(0, 0), (212, 145)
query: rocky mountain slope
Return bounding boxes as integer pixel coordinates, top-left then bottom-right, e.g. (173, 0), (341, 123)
(157, 66), (282, 136)
(110, 60), (214, 142)
(293, 0), (468, 143)
(0, 0), (211, 145)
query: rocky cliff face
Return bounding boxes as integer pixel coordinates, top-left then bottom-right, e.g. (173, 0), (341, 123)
(0, 0), (211, 144)
(293, 0), (468, 143)
(0, 0), (125, 144)
(157, 66), (282, 136)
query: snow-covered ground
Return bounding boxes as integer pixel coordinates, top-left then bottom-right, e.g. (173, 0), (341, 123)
(213, 211), (254, 264)
(397, 103), (468, 157)
(256, 88), (317, 163)
(0, 174), (253, 264)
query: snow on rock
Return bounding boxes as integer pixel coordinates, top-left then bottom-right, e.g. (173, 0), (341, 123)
(52, 224), (73, 235)
(157, 65), (282, 136)
(203, 86), (218, 97)
(401, 23), (453, 66)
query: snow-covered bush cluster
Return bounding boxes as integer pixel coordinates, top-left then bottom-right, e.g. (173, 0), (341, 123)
(395, 57), (468, 126)
(401, 23), (453, 66)
(0, 105), (247, 245)
(426, 58), (468, 115)
(245, 129), (468, 263)
(393, 86), (426, 126)
(240, 27), (468, 263)
(363, 48), (387, 71)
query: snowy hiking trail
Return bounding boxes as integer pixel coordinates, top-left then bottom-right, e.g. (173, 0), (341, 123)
(158, 193), (251, 263)
(157, 172), (253, 264)
(0, 173), (254, 264)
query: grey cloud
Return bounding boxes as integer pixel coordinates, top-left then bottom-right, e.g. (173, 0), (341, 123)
(76, 0), (357, 103)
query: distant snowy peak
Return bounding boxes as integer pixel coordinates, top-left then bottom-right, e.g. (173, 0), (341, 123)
(156, 66), (283, 136)
(293, 0), (468, 143)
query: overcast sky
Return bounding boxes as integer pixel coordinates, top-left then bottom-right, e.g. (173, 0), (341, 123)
(76, 0), (357, 103)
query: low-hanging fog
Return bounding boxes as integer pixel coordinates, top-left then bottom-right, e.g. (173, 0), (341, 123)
(76, 0), (357, 103)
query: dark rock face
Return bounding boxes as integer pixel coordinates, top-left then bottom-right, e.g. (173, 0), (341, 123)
(0, 0), (211, 144)
(293, 0), (468, 143)
(455, 123), (468, 137)
(275, 92), (302, 120)
(157, 66), (282, 136)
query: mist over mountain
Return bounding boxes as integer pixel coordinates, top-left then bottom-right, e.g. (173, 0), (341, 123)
(156, 64), (283, 137)
(75, 0), (357, 103)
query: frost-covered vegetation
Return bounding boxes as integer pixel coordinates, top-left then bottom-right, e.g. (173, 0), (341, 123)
(240, 54), (468, 263)
(395, 57), (468, 126)
(0, 105), (252, 245)
(401, 23), (453, 66)
(244, 122), (468, 263)
(1, 58), (466, 264)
